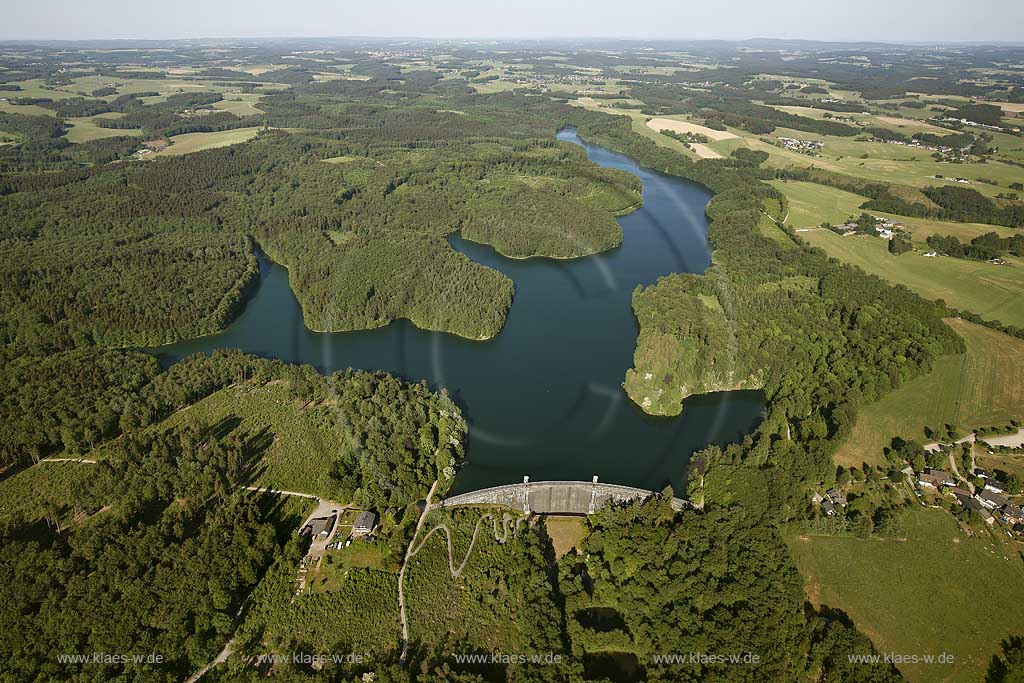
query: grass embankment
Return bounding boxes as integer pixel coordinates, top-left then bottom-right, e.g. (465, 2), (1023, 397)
(836, 318), (1024, 467)
(543, 515), (588, 558)
(787, 507), (1024, 683)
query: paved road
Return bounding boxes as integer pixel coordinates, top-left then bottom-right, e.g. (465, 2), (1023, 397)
(947, 452), (975, 493)
(924, 433), (976, 453)
(185, 641), (234, 683)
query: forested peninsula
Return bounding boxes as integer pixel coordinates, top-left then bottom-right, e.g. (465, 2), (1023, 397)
(562, 111), (962, 492)
(1, 89), (640, 346)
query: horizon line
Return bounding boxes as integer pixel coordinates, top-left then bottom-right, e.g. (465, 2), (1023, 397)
(2, 35), (1024, 47)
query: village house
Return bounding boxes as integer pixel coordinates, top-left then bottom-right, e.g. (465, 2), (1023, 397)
(984, 479), (1007, 494)
(1001, 504), (1023, 525)
(979, 489), (1009, 510)
(821, 498), (837, 516)
(301, 516), (335, 538)
(826, 488), (847, 507)
(353, 510), (378, 535)
(918, 468), (955, 489)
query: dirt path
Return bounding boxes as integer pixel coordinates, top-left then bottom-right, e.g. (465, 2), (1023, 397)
(947, 451), (974, 492)
(398, 481), (438, 663)
(241, 485), (319, 499)
(407, 512), (523, 579)
(397, 484), (523, 663)
(185, 641), (234, 683)
(38, 457), (97, 464)
(186, 489), (342, 682)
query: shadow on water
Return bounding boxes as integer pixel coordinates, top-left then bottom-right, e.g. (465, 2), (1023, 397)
(146, 127), (765, 494)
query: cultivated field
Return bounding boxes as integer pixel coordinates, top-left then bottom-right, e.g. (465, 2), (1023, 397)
(836, 318), (1024, 467)
(787, 507), (1024, 683)
(571, 98), (698, 159)
(154, 126), (263, 156)
(645, 116), (738, 141)
(213, 93), (264, 116)
(771, 180), (1021, 242)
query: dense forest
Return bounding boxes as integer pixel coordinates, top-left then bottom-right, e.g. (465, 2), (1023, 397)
(210, 496), (901, 683)
(2, 41), (1022, 682)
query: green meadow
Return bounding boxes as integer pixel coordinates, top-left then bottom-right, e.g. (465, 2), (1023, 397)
(836, 318), (1024, 467)
(799, 228), (1024, 328)
(787, 507), (1024, 683)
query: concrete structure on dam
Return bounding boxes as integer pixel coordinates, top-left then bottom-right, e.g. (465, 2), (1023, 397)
(440, 476), (689, 515)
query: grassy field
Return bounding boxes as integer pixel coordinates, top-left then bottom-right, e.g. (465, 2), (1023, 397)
(799, 228), (1024, 328)
(700, 115), (1023, 199)
(155, 126), (263, 156)
(836, 319), (1024, 467)
(768, 179), (867, 226)
(213, 93), (264, 116)
(787, 507), (1024, 683)
(770, 180), (1021, 242)
(63, 113), (142, 143)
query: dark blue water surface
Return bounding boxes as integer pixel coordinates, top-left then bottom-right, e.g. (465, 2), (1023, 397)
(148, 128), (765, 493)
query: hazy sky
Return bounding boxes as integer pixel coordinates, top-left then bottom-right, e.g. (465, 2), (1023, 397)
(3, 0), (1023, 43)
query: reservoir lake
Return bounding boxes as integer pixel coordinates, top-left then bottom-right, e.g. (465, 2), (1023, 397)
(149, 127), (765, 494)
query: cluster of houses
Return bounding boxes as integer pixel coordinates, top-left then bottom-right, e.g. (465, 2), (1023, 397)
(915, 466), (1023, 531)
(933, 174), (971, 185)
(512, 73), (605, 89)
(829, 215), (906, 240)
(934, 116), (1010, 133)
(778, 137), (824, 155)
(871, 136), (971, 161)
(810, 453), (1022, 536)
